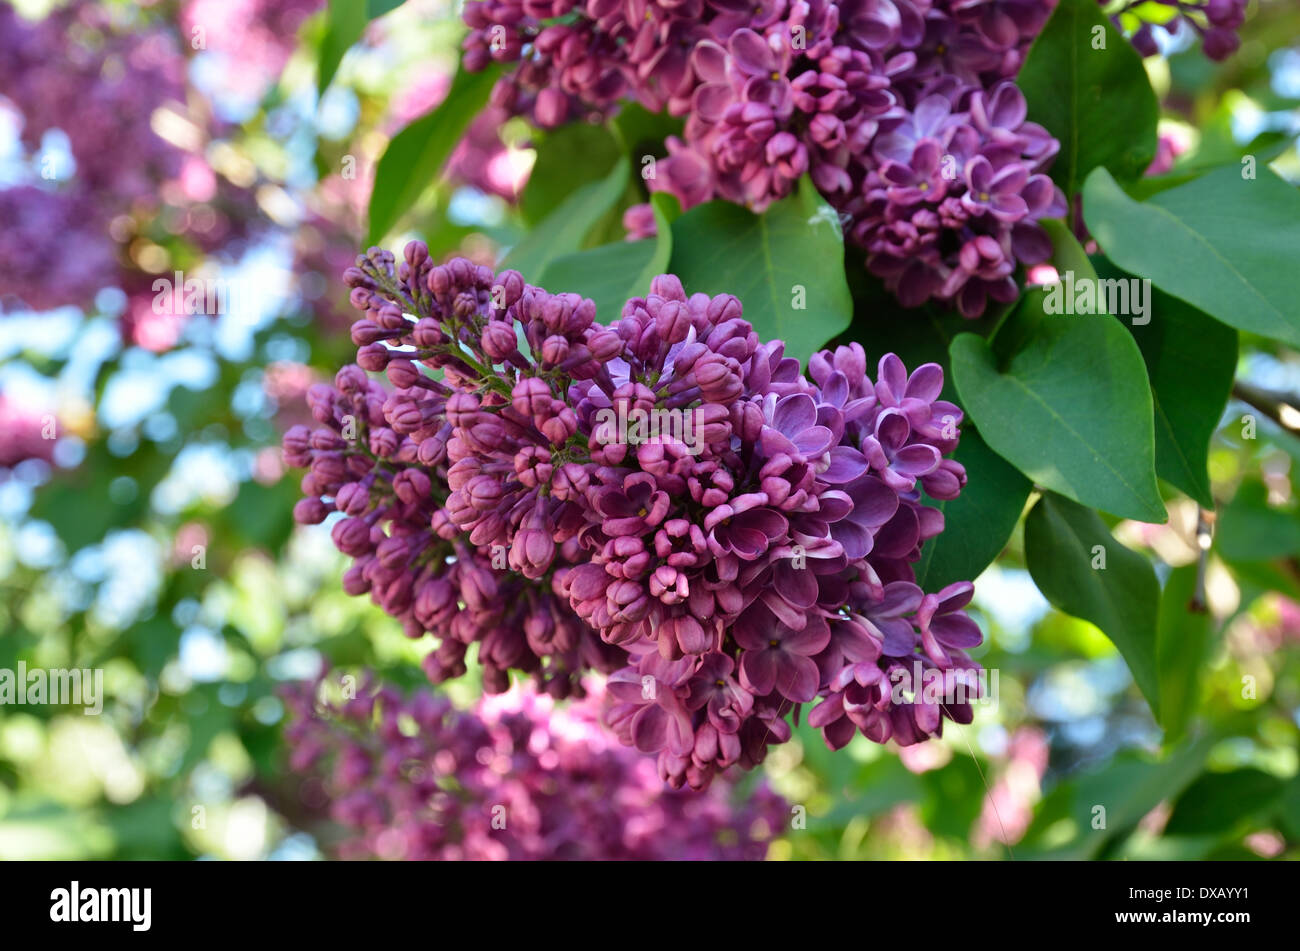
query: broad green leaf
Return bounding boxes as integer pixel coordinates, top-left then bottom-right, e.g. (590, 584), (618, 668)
(1217, 479), (1300, 562)
(1093, 259), (1236, 507)
(1164, 769), (1286, 837)
(1279, 777), (1300, 840)
(1083, 165), (1300, 347)
(366, 65), (501, 244)
(1025, 492), (1161, 714)
(1017, 0), (1158, 196)
(520, 122), (622, 226)
(500, 156), (631, 282)
(536, 193), (677, 323)
(668, 177), (852, 366)
(949, 305), (1165, 522)
(366, 0), (405, 16)
(1156, 564), (1212, 743)
(1019, 735), (1213, 859)
(317, 0), (367, 99)
(915, 429), (1032, 590)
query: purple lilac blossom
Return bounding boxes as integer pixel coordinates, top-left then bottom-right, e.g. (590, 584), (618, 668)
(459, 0), (1245, 317)
(284, 246), (985, 787)
(282, 672), (788, 859)
(0, 1), (261, 324)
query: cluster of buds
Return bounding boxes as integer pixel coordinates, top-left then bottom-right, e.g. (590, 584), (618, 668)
(283, 672), (788, 859)
(286, 243), (985, 786)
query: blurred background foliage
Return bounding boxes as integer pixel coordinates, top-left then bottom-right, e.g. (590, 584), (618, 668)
(0, 0), (1298, 860)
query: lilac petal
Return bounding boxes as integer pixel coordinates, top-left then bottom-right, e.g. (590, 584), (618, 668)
(774, 654), (821, 702)
(739, 648), (778, 695)
(728, 28), (775, 76)
(913, 95), (952, 138)
(631, 704), (669, 753)
(931, 613), (982, 648)
(733, 604), (775, 650)
(965, 154), (993, 193)
(873, 505), (920, 558)
(808, 693), (844, 729)
(837, 620), (883, 664)
(817, 489), (853, 523)
(822, 446), (869, 483)
(774, 558), (819, 609)
(936, 580), (976, 611)
(848, 475), (899, 528)
(761, 589), (808, 630)
(773, 392), (817, 435)
(822, 371), (849, 407)
(832, 520), (874, 560)
(875, 408), (912, 449)
(893, 443), (942, 476)
(876, 617), (918, 656)
(784, 615), (831, 655)
(989, 193), (1030, 222)
(877, 580), (924, 615)
(905, 363), (944, 403)
(877, 353), (908, 404)
(793, 424), (835, 457)
(691, 40), (729, 83)
(737, 506), (788, 540)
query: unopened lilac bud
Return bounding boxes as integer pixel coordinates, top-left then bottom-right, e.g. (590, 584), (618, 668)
(587, 329), (623, 361)
(335, 481), (370, 516)
(481, 321), (519, 360)
(393, 468), (432, 504)
(357, 343), (390, 371)
(541, 334), (570, 365)
(512, 376), (552, 417)
(294, 497), (330, 524)
(332, 517), (372, 557)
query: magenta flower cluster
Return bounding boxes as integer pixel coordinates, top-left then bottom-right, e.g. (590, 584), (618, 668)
(460, 0), (1246, 317)
(284, 244), (985, 787)
(461, 0), (1069, 317)
(0, 1), (257, 320)
(283, 673), (788, 859)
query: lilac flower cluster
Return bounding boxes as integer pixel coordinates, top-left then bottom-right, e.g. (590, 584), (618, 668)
(285, 245), (984, 786)
(460, 0), (1066, 317)
(0, 1), (259, 322)
(283, 673), (788, 859)
(460, 0), (1247, 317)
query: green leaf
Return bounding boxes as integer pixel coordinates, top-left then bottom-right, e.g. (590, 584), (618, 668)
(520, 122), (622, 226)
(366, 65), (501, 244)
(1017, 0), (1158, 196)
(1156, 564), (1212, 743)
(536, 193), (676, 323)
(1165, 769), (1286, 837)
(1093, 259), (1237, 507)
(667, 177), (852, 366)
(1025, 492), (1161, 714)
(500, 156), (631, 282)
(915, 429), (1032, 590)
(366, 0), (405, 16)
(1083, 165), (1300, 348)
(317, 0), (368, 99)
(1019, 735), (1213, 859)
(949, 301), (1165, 522)
(1217, 479), (1300, 562)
